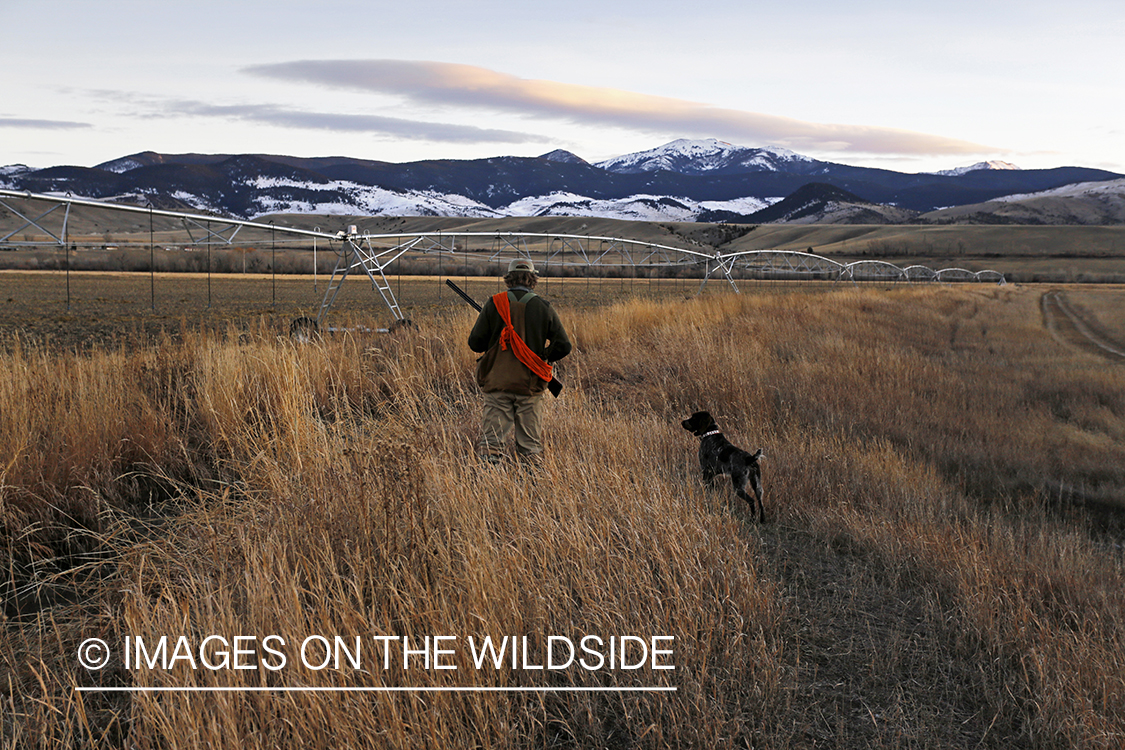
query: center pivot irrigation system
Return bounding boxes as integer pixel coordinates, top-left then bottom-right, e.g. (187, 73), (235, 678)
(0, 189), (1006, 328)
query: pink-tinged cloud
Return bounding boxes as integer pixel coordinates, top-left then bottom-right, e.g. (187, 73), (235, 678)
(245, 59), (996, 156)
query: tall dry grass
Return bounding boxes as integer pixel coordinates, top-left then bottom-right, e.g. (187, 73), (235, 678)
(3, 284), (1124, 748)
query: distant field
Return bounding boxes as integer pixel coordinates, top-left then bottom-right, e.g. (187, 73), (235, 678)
(4, 211), (1125, 283)
(6, 268), (1125, 353)
(0, 270), (726, 348)
(725, 224), (1125, 281)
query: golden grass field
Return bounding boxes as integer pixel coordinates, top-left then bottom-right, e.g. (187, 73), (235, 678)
(0, 270), (739, 349)
(2, 276), (1124, 748)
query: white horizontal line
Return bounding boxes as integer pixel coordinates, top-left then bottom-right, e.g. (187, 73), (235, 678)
(76, 686), (676, 693)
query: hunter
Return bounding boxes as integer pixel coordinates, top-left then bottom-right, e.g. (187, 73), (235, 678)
(468, 258), (572, 465)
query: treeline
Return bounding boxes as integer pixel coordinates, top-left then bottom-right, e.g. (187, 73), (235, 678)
(4, 245), (1122, 283)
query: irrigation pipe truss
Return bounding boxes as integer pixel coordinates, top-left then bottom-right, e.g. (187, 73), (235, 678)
(0, 189), (1006, 326)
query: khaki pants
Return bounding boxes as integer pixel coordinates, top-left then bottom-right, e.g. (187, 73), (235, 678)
(481, 391), (546, 459)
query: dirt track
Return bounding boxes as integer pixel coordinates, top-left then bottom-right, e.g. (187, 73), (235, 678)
(1041, 289), (1125, 360)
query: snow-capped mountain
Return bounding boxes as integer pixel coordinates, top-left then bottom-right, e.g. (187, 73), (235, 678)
(990, 178), (1125, 203)
(3, 140), (1122, 224)
(539, 149), (588, 165)
(505, 192), (775, 222)
(934, 160), (1022, 176)
(596, 138), (816, 176)
(0, 164), (33, 185)
(922, 178), (1125, 225)
(242, 177), (505, 219)
(100, 156), (153, 174)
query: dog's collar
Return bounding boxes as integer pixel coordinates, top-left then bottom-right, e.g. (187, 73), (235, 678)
(700, 429), (721, 438)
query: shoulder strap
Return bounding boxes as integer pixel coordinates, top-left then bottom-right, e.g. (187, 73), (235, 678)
(491, 292), (553, 383)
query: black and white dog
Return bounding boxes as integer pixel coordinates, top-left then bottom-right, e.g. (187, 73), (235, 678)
(681, 411), (764, 522)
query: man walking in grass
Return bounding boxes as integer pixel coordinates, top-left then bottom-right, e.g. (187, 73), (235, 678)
(468, 258), (572, 466)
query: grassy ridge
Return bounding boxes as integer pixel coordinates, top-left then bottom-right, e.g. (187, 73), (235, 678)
(3, 286), (1124, 748)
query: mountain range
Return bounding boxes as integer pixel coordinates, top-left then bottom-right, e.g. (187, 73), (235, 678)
(3, 138), (1123, 225)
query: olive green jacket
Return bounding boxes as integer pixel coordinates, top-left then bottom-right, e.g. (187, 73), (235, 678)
(468, 288), (572, 395)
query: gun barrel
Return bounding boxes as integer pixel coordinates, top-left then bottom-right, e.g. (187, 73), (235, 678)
(445, 279), (483, 312)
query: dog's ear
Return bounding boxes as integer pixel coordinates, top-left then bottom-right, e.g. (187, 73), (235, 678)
(752, 448), (764, 461)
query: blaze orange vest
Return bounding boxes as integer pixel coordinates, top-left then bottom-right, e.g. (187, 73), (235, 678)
(492, 291), (553, 383)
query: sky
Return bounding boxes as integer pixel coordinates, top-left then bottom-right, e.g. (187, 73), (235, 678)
(2, 0), (1123, 175)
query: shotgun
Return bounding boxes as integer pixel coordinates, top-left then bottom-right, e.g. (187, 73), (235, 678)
(446, 279), (563, 398)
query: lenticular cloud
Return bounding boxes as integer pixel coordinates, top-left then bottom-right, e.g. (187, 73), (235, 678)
(245, 59), (994, 157)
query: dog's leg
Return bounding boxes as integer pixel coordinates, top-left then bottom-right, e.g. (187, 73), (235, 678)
(750, 477), (764, 523)
(732, 471), (764, 522)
